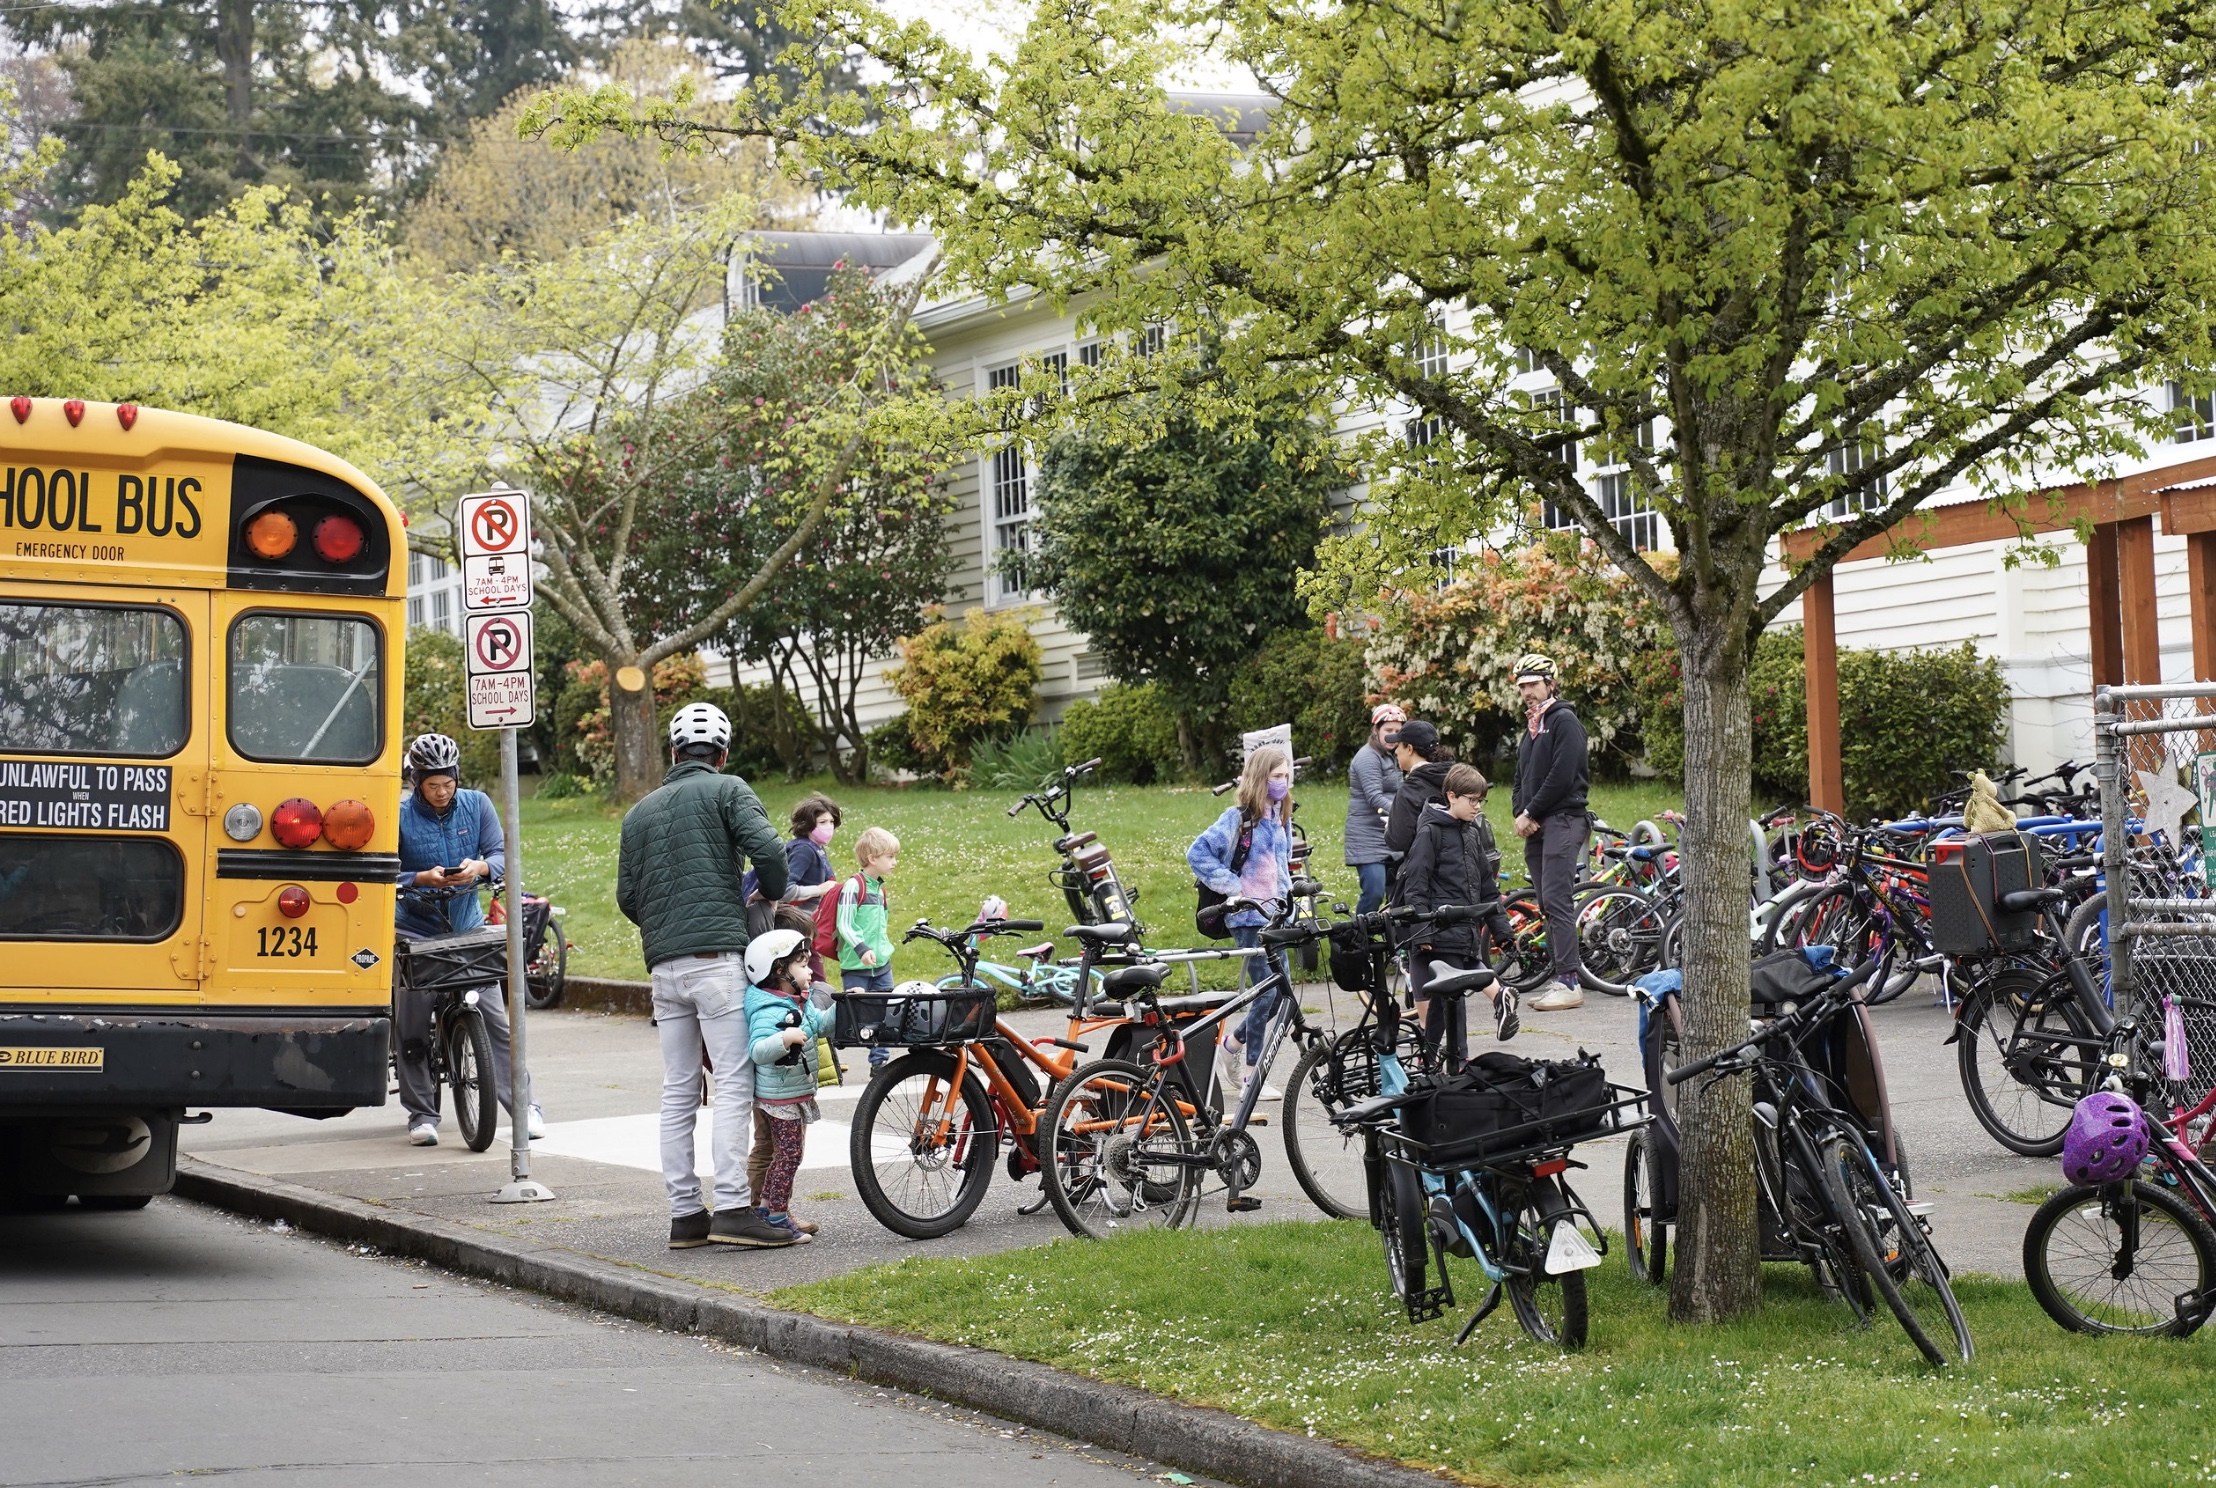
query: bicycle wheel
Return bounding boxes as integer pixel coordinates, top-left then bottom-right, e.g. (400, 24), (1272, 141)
(849, 1050), (1000, 1239)
(1623, 1127), (1667, 1284)
(525, 918), (567, 1010)
(1377, 1158), (1428, 1305)
(1282, 1029), (1377, 1220)
(2060, 892), (2111, 991)
(446, 1007), (498, 1153)
(2024, 1180), (2216, 1337)
(1491, 891), (1557, 993)
(1505, 1177), (1589, 1348)
(1575, 886), (1663, 996)
(1954, 969), (2094, 1157)
(1818, 1133), (1973, 1364)
(1040, 1058), (1196, 1239)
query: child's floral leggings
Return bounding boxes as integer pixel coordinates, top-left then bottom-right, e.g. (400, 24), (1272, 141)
(759, 1109), (807, 1213)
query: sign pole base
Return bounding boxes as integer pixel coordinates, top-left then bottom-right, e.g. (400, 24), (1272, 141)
(490, 1177), (557, 1204)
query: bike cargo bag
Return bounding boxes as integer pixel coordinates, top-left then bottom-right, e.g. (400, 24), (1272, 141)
(394, 927), (509, 995)
(1749, 946), (1837, 1007)
(1327, 920), (1378, 992)
(1926, 830), (2043, 956)
(1403, 1051), (1612, 1163)
(833, 983), (996, 1049)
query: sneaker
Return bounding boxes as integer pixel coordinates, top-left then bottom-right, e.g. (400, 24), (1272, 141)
(1494, 986), (1520, 1041)
(785, 1215), (820, 1236)
(527, 1105), (546, 1139)
(1529, 982), (1584, 1012)
(668, 1209), (712, 1249)
(709, 1206), (798, 1247)
(764, 1213), (814, 1244)
(408, 1119), (439, 1147)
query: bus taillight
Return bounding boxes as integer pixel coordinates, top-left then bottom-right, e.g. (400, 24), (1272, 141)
(246, 510), (299, 559)
(313, 515), (364, 563)
(321, 799), (374, 851)
(276, 885), (312, 918)
(270, 798), (322, 848)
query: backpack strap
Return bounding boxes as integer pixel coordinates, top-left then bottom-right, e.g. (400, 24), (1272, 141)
(1229, 811), (1256, 875)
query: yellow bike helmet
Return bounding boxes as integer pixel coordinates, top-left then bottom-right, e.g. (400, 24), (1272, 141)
(1514, 652), (1557, 684)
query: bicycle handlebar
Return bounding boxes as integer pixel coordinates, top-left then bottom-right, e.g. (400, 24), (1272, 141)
(1667, 957), (1885, 1086)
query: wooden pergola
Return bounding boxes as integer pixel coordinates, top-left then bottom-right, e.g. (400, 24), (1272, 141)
(1781, 451), (2216, 814)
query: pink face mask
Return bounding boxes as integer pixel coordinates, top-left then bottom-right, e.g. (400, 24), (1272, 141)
(810, 822), (835, 846)
(1267, 778), (1291, 803)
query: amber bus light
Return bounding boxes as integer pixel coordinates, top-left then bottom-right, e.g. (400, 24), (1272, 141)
(246, 510), (299, 559)
(321, 799), (374, 851)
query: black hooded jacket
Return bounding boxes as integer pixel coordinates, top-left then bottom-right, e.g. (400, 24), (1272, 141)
(1394, 801), (1505, 960)
(1383, 758), (1457, 860)
(1513, 698), (1590, 820)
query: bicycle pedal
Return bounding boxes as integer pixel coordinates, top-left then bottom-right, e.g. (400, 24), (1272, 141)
(1226, 1195), (1263, 1213)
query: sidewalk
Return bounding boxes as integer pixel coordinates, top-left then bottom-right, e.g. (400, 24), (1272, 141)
(179, 982), (2057, 1289)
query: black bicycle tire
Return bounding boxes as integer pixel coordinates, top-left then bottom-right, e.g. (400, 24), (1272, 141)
(1493, 891), (1558, 993)
(1378, 1159), (1428, 1304)
(1623, 1126), (1667, 1284)
(2060, 893), (2110, 989)
(1506, 1178), (1590, 1348)
(448, 1007), (498, 1153)
(849, 1050), (999, 1240)
(2023, 1179), (2216, 1337)
(1817, 1133), (1972, 1364)
(1282, 1031), (1374, 1220)
(525, 921), (568, 1010)
(1954, 970), (2092, 1157)
(1040, 1057), (1196, 1239)
(1574, 886), (1664, 997)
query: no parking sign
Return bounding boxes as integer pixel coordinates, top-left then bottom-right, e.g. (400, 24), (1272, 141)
(457, 489), (535, 730)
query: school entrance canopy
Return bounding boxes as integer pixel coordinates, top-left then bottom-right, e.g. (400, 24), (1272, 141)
(1781, 451), (2216, 815)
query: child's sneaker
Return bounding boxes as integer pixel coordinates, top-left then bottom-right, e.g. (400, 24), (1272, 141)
(1494, 987), (1520, 1041)
(764, 1212), (814, 1244)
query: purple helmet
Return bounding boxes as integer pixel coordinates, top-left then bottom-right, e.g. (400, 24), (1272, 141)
(2061, 1092), (2150, 1185)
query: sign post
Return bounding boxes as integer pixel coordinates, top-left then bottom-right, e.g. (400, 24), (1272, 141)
(460, 488), (553, 1205)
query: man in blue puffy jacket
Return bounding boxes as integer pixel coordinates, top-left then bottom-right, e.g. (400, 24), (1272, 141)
(392, 733), (541, 1146)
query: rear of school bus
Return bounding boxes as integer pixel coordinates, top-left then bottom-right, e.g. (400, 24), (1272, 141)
(1, 400), (402, 1203)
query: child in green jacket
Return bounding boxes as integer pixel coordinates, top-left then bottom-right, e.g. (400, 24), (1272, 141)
(743, 928), (836, 1242)
(836, 827), (900, 1065)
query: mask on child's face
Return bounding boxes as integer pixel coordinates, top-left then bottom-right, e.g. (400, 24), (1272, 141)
(1266, 778), (1291, 803)
(810, 821), (835, 846)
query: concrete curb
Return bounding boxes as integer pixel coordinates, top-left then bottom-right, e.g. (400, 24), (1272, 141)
(173, 1158), (1453, 1488)
(557, 976), (652, 1015)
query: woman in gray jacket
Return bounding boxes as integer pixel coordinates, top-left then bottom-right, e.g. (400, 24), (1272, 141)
(1344, 703), (1406, 914)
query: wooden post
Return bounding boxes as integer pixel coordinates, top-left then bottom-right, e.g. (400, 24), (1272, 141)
(2087, 521), (2124, 689)
(2189, 531), (2216, 681)
(2117, 514), (2161, 684)
(1804, 570), (1844, 815)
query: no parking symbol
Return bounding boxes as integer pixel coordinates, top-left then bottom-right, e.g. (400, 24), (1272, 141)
(464, 610), (535, 729)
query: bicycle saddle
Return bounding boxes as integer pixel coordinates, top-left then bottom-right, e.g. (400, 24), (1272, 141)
(1997, 887), (2066, 914)
(1067, 922), (1134, 943)
(1102, 964), (1169, 996)
(1425, 961), (1498, 998)
(1017, 942), (1058, 960)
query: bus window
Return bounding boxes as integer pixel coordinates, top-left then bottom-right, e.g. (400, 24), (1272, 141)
(0, 601), (188, 757)
(227, 612), (383, 764)
(0, 835), (185, 940)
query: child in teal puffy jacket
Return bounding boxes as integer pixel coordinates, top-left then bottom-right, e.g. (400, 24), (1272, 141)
(744, 931), (836, 1242)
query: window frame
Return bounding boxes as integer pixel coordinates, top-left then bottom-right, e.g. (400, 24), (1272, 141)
(0, 832), (187, 943)
(0, 598), (192, 760)
(224, 607), (387, 767)
(984, 360), (1038, 606)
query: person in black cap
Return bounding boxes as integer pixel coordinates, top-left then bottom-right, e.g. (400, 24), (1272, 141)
(1511, 652), (1591, 1009)
(1381, 718), (1454, 867)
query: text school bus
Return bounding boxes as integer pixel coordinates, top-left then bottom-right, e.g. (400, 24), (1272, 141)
(1, 399), (401, 1203)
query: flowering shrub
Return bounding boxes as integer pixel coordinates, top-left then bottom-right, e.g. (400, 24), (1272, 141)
(885, 607), (1044, 781)
(1365, 539), (1670, 766)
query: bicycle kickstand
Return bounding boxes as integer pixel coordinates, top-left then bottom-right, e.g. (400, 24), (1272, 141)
(1017, 1185), (1053, 1217)
(1455, 1284), (1503, 1346)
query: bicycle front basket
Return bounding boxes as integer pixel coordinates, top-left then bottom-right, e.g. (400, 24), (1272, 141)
(394, 927), (509, 995)
(833, 984), (996, 1049)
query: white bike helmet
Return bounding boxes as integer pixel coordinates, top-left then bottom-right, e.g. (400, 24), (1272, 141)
(408, 732), (461, 777)
(744, 927), (809, 986)
(668, 701), (733, 753)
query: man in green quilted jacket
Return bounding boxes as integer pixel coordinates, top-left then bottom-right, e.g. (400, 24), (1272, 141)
(617, 701), (794, 1250)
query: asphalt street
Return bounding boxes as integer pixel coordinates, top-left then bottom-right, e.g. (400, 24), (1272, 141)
(0, 1195), (1221, 1488)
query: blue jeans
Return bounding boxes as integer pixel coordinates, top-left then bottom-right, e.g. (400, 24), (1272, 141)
(1232, 924), (1286, 1061)
(1353, 861), (1388, 916)
(845, 965), (895, 1064)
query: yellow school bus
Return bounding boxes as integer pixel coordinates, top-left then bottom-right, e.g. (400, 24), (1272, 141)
(1, 399), (401, 1203)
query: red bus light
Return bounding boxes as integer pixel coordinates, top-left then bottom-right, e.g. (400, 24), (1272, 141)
(271, 798), (323, 848)
(246, 510), (298, 559)
(313, 514), (364, 564)
(276, 885), (312, 919)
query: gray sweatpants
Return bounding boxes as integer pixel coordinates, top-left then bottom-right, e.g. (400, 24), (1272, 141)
(394, 980), (517, 1124)
(1525, 810), (1592, 981)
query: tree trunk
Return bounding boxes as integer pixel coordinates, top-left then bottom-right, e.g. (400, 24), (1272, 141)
(609, 663), (660, 805)
(216, 0), (254, 178)
(1666, 628), (1764, 1324)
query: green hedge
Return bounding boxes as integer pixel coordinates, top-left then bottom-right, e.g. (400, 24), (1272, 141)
(1633, 628), (2009, 817)
(1223, 626), (1371, 776)
(1058, 682), (1184, 784)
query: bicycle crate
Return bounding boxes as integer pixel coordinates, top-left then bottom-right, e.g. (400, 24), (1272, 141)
(1927, 831), (2043, 956)
(833, 983), (997, 1049)
(394, 927), (509, 995)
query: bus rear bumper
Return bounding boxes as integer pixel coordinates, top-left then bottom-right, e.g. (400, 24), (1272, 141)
(0, 1011), (389, 1110)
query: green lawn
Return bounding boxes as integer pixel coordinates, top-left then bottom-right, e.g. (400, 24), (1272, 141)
(775, 1220), (2216, 1488)
(518, 776), (1689, 982)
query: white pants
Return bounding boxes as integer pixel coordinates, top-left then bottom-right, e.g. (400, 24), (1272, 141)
(651, 951), (756, 1218)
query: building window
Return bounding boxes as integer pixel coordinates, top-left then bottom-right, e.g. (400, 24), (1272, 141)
(2173, 382), (2215, 444)
(1075, 651), (1108, 681)
(1135, 324), (1165, 357)
(1514, 347), (1542, 376)
(1041, 350), (1068, 398)
(431, 586), (452, 632)
(408, 550), (425, 588)
(1077, 341), (1103, 368)
(408, 595), (425, 627)
(1825, 425), (1887, 517)
(1596, 471), (1658, 551)
(1405, 413), (1444, 453)
(1429, 543), (1469, 584)
(985, 363), (1032, 603)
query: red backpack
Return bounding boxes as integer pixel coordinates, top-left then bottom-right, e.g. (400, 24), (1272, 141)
(812, 875), (858, 960)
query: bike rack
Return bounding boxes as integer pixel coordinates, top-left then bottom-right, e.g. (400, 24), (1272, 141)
(2096, 681), (2216, 1103)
